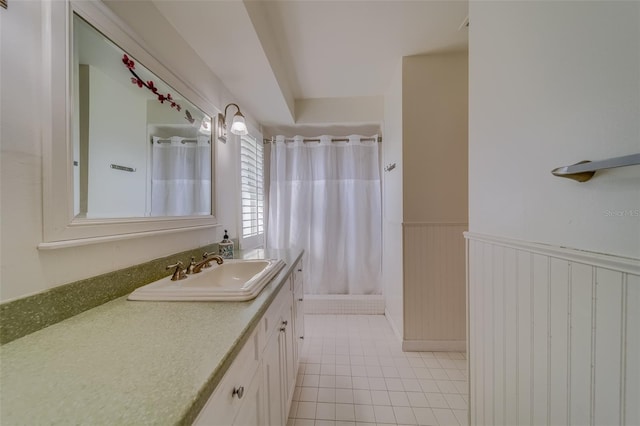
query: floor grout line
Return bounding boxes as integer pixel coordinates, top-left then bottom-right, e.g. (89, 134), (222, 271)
(288, 314), (468, 426)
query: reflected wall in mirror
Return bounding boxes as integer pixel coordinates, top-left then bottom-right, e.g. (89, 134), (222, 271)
(72, 13), (212, 219)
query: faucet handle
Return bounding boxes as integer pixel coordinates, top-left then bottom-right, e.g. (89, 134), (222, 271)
(202, 251), (215, 259)
(166, 261), (186, 281)
(186, 257), (197, 275)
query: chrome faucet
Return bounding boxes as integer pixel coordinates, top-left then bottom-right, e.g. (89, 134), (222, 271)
(192, 253), (223, 274)
(166, 261), (187, 281)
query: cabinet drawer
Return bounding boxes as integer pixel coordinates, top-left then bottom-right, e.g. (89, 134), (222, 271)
(194, 329), (259, 426)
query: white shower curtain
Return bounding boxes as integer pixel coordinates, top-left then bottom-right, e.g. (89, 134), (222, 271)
(267, 135), (382, 295)
(151, 136), (211, 216)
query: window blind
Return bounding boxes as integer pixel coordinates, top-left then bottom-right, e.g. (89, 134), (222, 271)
(240, 134), (264, 243)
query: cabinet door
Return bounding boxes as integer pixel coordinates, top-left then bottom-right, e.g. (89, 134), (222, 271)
(282, 299), (296, 409)
(293, 264), (305, 368)
(263, 327), (284, 426)
(232, 364), (263, 426)
(194, 331), (259, 426)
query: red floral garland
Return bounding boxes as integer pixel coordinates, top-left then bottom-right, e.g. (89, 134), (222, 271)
(122, 54), (195, 124)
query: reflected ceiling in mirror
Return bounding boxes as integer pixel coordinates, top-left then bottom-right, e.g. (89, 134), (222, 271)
(72, 13), (212, 219)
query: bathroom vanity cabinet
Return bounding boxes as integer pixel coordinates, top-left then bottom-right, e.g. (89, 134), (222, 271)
(0, 249), (303, 426)
(194, 257), (304, 426)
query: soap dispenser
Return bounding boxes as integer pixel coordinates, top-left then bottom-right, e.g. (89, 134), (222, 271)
(218, 229), (234, 259)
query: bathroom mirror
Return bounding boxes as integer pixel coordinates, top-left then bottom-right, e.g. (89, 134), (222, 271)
(40, 1), (218, 247)
(73, 13), (212, 219)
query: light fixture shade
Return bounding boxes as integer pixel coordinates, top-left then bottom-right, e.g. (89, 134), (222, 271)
(230, 112), (248, 136)
(219, 103), (248, 141)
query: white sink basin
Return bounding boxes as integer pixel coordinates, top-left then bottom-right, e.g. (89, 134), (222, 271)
(128, 259), (286, 301)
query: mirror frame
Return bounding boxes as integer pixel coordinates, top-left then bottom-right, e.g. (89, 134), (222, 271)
(40, 0), (218, 249)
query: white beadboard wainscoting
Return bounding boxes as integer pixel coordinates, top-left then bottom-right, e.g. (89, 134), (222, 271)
(466, 232), (639, 426)
(402, 223), (468, 352)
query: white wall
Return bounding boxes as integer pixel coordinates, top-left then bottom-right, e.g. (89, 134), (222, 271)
(469, 1), (640, 259)
(383, 53), (469, 347)
(0, 1), (251, 302)
(382, 60), (404, 338)
(401, 53), (468, 350)
(468, 1), (640, 424)
(86, 66), (148, 218)
(295, 96), (383, 125)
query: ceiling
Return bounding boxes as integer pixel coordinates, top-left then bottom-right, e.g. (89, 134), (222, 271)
(128, 0), (469, 133)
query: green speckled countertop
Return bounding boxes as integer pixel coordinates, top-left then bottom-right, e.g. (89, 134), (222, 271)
(0, 249), (302, 425)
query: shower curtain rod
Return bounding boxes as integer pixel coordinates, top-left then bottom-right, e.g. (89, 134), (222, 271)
(263, 136), (382, 144)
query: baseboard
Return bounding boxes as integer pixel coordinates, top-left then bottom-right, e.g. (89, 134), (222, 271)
(304, 294), (385, 315)
(384, 308), (403, 341)
(402, 339), (466, 352)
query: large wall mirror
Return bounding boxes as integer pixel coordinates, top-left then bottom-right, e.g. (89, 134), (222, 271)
(73, 14), (212, 219)
(40, 1), (218, 248)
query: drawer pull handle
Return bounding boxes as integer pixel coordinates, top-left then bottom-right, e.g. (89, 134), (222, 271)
(297, 269), (302, 272)
(299, 336), (304, 340)
(232, 386), (244, 399)
(282, 320), (288, 326)
(298, 298), (303, 302)
(280, 327), (286, 332)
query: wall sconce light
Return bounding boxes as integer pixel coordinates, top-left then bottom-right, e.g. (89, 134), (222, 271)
(217, 103), (248, 142)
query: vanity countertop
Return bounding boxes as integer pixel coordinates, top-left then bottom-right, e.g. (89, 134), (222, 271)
(0, 248), (302, 425)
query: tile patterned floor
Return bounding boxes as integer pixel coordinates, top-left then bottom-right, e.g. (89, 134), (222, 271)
(287, 315), (468, 426)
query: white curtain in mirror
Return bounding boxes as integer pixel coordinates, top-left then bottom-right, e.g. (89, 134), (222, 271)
(267, 135), (382, 295)
(151, 136), (211, 216)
